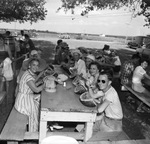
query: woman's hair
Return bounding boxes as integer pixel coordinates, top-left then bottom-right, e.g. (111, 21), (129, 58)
(89, 61), (101, 71)
(100, 68), (114, 81)
(140, 58), (149, 65)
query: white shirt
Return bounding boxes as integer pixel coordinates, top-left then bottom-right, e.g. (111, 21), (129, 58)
(132, 66), (146, 84)
(114, 56), (121, 66)
(103, 86), (123, 119)
(74, 59), (86, 78)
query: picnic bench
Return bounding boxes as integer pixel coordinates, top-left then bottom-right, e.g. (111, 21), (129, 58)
(122, 82), (150, 108)
(0, 107), (28, 143)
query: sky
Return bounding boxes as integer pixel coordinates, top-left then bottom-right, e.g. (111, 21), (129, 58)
(0, 0), (149, 36)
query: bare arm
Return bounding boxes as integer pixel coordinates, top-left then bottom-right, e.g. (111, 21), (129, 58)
(89, 87), (104, 99)
(27, 80), (45, 93)
(97, 99), (111, 113)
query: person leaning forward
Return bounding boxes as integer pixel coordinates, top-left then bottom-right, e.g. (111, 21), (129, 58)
(93, 68), (123, 132)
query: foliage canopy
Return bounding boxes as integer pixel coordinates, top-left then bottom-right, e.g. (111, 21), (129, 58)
(58, 0), (150, 27)
(0, 0), (47, 23)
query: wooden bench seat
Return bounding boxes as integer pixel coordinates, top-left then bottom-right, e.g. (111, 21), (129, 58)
(123, 83), (150, 108)
(88, 131), (129, 142)
(0, 107), (28, 143)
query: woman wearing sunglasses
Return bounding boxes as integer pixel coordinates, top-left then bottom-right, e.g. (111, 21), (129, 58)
(93, 69), (123, 132)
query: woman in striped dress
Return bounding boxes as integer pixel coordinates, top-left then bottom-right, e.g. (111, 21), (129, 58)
(15, 58), (45, 132)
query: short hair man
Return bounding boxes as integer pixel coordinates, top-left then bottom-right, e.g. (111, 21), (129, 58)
(93, 69), (123, 132)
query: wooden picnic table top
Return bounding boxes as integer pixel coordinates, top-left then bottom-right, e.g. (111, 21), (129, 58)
(41, 65), (97, 113)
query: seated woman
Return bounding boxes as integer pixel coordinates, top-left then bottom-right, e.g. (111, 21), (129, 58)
(132, 59), (150, 112)
(85, 54), (95, 69)
(15, 58), (45, 132)
(132, 59), (150, 94)
(86, 61), (101, 89)
(86, 62), (104, 102)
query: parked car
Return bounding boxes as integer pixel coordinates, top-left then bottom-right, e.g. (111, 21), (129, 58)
(58, 34), (70, 39)
(127, 42), (139, 49)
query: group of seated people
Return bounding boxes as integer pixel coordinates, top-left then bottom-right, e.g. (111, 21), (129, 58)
(13, 39), (124, 134)
(121, 52), (150, 112)
(2, 35), (150, 135)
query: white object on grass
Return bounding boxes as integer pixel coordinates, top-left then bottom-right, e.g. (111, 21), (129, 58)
(41, 135), (79, 144)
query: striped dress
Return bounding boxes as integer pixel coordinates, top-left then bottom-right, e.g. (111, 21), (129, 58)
(15, 70), (40, 132)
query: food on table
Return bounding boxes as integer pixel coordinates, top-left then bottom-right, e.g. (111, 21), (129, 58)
(79, 92), (97, 107)
(74, 84), (87, 95)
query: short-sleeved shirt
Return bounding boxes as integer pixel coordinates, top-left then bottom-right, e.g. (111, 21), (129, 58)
(75, 59), (86, 78)
(132, 66), (146, 84)
(103, 86), (123, 119)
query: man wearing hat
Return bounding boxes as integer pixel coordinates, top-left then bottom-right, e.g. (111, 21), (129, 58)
(71, 49), (86, 78)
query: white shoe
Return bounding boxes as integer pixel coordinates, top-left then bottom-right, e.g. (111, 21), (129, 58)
(49, 126), (54, 131)
(53, 124), (64, 130)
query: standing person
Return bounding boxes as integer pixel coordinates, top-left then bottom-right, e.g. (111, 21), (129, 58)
(18, 30), (26, 56)
(111, 50), (121, 73)
(1, 53), (14, 93)
(0, 31), (15, 59)
(93, 69), (123, 132)
(15, 58), (45, 132)
(54, 39), (63, 64)
(24, 34), (36, 53)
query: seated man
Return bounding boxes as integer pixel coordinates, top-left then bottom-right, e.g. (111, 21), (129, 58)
(93, 69), (123, 132)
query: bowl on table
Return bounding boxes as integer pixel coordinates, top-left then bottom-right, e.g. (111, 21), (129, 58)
(57, 74), (68, 84)
(79, 92), (97, 107)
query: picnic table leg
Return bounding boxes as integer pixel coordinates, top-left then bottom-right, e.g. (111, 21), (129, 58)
(84, 122), (93, 142)
(39, 121), (47, 144)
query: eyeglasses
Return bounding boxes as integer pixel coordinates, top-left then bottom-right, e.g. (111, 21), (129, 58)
(97, 79), (106, 84)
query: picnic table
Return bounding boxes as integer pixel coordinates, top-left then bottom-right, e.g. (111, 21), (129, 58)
(39, 65), (97, 143)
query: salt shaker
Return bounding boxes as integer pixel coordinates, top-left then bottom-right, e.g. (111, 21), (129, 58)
(63, 82), (66, 87)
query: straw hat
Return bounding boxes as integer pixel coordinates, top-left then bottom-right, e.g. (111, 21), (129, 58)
(86, 54), (95, 61)
(71, 49), (82, 57)
(22, 58), (47, 72)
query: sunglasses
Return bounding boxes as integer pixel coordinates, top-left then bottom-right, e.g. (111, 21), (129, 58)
(97, 79), (106, 84)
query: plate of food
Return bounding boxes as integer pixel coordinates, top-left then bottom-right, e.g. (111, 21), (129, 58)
(57, 74), (68, 82)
